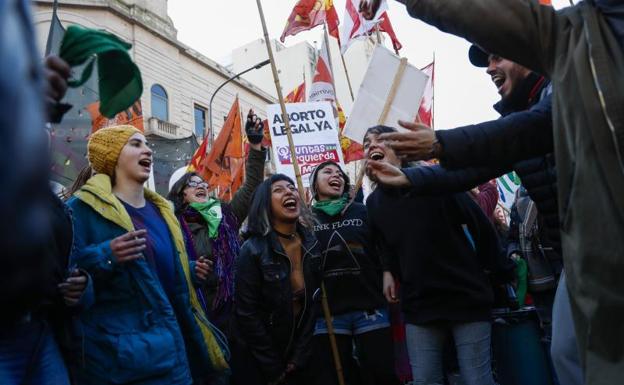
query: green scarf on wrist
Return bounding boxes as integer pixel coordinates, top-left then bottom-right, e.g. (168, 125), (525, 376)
(313, 197), (348, 216)
(190, 199), (223, 239)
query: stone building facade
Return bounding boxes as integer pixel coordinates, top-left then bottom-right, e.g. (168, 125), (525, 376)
(33, 0), (276, 142)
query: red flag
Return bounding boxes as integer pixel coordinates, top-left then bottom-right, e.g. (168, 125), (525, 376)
(285, 82), (307, 103)
(378, 12), (402, 52)
(187, 135), (209, 173)
(417, 61), (435, 128)
(337, 102), (364, 162)
(539, 0), (552, 5)
(200, 97), (244, 199)
(281, 0), (340, 42)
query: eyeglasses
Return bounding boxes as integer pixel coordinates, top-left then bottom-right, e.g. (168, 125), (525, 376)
(187, 180), (208, 189)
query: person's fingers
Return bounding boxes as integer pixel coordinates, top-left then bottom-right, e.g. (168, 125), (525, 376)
(115, 244), (146, 258)
(65, 275), (87, 284)
(114, 237), (147, 250)
(45, 55), (71, 78)
(116, 253), (144, 263)
(399, 120), (430, 131)
(377, 132), (411, 142)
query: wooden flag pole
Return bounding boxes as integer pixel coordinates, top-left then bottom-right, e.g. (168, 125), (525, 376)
(256, 0), (305, 197)
(339, 53), (356, 102)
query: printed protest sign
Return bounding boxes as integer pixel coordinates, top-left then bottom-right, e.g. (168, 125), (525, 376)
(267, 101), (345, 187)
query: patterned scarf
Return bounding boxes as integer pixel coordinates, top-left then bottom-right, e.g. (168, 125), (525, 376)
(182, 204), (241, 310)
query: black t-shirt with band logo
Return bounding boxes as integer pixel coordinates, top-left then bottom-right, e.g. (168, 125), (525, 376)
(312, 202), (386, 316)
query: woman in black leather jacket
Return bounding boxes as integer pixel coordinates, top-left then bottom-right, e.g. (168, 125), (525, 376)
(230, 174), (321, 385)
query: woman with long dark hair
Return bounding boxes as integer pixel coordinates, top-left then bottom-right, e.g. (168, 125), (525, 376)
(167, 110), (265, 332)
(230, 174), (320, 385)
(308, 160), (398, 385)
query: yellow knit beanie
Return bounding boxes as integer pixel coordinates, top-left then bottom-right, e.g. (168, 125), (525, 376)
(87, 125), (142, 177)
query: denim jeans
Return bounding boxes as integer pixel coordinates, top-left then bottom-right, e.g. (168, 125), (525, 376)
(0, 319), (70, 385)
(405, 321), (496, 385)
(551, 273), (583, 385)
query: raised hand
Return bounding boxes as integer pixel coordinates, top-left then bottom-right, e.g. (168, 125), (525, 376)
(110, 229), (147, 264)
(245, 108), (264, 149)
(377, 120), (439, 161)
(366, 159), (411, 187)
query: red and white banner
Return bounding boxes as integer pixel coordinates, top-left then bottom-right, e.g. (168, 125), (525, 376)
(417, 61), (434, 128)
(339, 0), (388, 53)
(309, 39), (336, 102)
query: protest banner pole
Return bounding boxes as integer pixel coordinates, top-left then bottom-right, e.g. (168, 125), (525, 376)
(345, 57), (409, 214)
(339, 53), (355, 102)
(256, 0), (305, 196)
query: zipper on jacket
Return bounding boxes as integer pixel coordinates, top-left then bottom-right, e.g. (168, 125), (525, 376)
(584, 24), (624, 177)
(273, 248), (297, 355)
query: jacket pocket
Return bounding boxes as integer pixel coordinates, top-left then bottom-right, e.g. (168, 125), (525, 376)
(86, 322), (178, 384)
(261, 263), (286, 307)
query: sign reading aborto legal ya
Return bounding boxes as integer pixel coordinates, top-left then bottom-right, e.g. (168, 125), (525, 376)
(267, 101), (346, 187)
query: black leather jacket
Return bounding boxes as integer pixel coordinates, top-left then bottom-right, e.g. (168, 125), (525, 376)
(232, 228), (321, 382)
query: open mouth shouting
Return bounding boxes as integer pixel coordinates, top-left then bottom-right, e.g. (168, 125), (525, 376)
(282, 196), (299, 212)
(491, 72), (506, 94)
(138, 157), (152, 172)
(328, 178), (343, 192)
(369, 149), (385, 161)
(194, 188), (207, 200)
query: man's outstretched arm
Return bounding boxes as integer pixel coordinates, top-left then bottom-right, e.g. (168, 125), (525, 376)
(394, 0), (559, 76)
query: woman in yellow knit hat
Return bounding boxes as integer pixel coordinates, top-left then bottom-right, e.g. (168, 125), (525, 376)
(67, 126), (227, 384)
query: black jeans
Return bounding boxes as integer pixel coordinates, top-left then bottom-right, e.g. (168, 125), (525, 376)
(312, 327), (398, 385)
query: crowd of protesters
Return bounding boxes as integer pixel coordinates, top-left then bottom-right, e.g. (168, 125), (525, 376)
(2, 0), (624, 384)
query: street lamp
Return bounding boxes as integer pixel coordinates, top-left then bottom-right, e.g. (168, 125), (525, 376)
(208, 59), (271, 147)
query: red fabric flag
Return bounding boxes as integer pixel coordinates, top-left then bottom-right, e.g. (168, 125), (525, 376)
(281, 0), (340, 42)
(187, 135), (209, 173)
(285, 82), (307, 103)
(539, 0), (552, 5)
(200, 97), (244, 199)
(378, 12), (402, 52)
(417, 61), (435, 128)
(337, 102), (364, 162)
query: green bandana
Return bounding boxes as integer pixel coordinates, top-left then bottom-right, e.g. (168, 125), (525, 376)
(60, 25), (143, 118)
(190, 200), (223, 239)
(313, 197), (348, 217)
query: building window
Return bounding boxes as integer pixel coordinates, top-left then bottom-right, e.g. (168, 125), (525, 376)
(194, 104), (207, 138)
(151, 84), (168, 121)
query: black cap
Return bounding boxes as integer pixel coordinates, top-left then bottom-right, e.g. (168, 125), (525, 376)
(468, 45), (489, 67)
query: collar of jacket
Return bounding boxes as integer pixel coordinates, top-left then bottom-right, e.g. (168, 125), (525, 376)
(494, 72), (548, 116)
(75, 174), (230, 371)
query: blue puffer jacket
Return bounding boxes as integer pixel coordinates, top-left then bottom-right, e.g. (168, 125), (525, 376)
(67, 175), (217, 384)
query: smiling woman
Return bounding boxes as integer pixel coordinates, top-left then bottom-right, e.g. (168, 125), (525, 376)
(66, 125), (227, 384)
(229, 174), (321, 385)
(166, 132), (267, 337)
